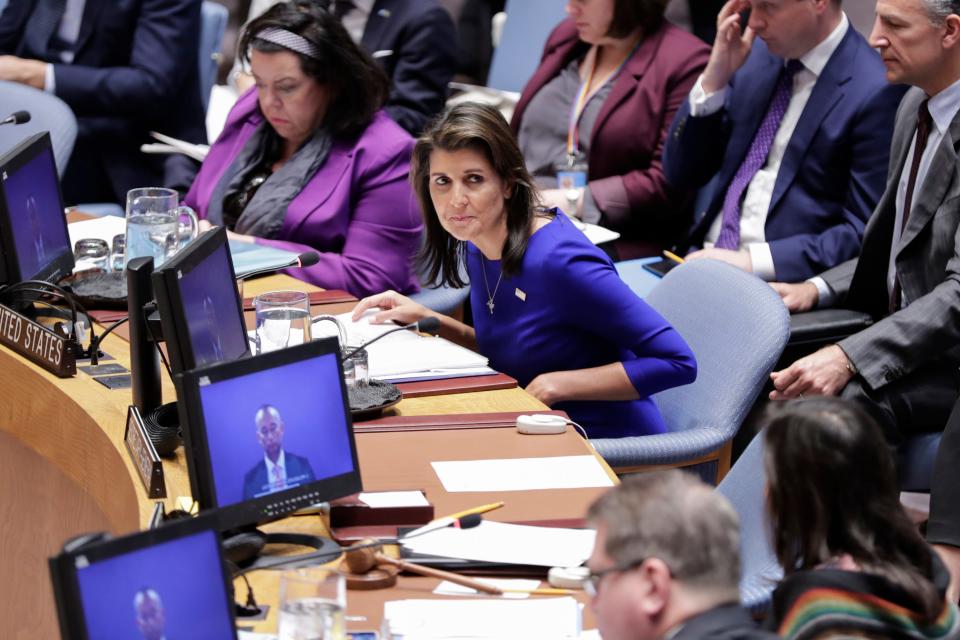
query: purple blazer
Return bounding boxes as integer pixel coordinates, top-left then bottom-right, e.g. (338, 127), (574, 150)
(185, 89), (422, 297)
(511, 19), (709, 258)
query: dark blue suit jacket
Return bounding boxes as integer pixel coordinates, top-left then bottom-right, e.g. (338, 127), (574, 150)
(663, 27), (906, 282)
(242, 452), (316, 501)
(361, 0), (457, 136)
(0, 0), (206, 202)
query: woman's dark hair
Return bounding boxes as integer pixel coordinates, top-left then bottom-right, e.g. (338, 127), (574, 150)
(239, 0), (389, 137)
(606, 0), (669, 39)
(763, 398), (944, 623)
(412, 103), (540, 288)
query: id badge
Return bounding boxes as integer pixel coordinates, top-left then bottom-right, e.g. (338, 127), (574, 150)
(556, 167), (587, 191)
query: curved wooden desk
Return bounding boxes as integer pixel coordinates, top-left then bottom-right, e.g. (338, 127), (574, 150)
(2, 274), (592, 638)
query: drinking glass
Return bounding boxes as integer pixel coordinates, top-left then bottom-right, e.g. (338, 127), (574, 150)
(73, 238), (109, 272)
(254, 291), (312, 354)
(110, 233), (126, 271)
(342, 345), (369, 388)
(124, 187), (198, 268)
(277, 568), (346, 640)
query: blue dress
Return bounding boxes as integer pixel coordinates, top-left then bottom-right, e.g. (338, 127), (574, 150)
(467, 213), (697, 438)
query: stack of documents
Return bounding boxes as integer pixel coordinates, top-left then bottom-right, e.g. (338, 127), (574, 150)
(314, 311), (493, 381)
(383, 596), (583, 638)
(401, 520), (595, 568)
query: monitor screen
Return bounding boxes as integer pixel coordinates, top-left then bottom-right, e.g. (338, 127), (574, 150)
(0, 132), (73, 284)
(176, 338), (361, 531)
(153, 227), (249, 373)
(49, 516), (237, 640)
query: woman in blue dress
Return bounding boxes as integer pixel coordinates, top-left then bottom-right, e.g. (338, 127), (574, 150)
(352, 103), (696, 438)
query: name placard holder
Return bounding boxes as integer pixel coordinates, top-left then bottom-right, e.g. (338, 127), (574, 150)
(0, 302), (76, 377)
(125, 406), (167, 499)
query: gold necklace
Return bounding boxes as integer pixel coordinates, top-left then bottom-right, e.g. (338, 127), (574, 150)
(481, 256), (504, 315)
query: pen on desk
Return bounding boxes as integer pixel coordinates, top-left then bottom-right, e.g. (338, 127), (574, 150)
(662, 250), (686, 264)
(446, 501), (505, 521)
(401, 501), (505, 539)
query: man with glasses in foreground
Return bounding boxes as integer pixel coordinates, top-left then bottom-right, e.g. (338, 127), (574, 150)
(585, 470), (774, 639)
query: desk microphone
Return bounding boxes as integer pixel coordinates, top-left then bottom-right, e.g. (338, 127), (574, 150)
(0, 110), (31, 126)
(235, 251), (320, 280)
(341, 316), (440, 362)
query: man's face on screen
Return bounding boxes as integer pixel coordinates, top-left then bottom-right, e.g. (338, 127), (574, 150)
(134, 592), (166, 640)
(256, 410), (285, 460)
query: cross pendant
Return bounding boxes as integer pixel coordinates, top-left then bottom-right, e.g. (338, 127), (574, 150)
(486, 299), (495, 314)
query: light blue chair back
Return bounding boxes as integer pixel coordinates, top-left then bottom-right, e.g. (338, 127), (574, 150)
(0, 81), (77, 175)
(486, 0), (568, 93)
(199, 1), (229, 113)
(592, 260), (790, 473)
(716, 432), (783, 613)
(409, 260), (471, 316)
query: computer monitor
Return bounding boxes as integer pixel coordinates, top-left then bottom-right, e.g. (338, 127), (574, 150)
(152, 226), (249, 374)
(175, 338), (361, 533)
(48, 515), (237, 640)
(0, 131), (74, 285)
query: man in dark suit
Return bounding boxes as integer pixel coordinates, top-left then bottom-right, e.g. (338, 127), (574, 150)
(355, 0), (457, 136)
(0, 0), (207, 204)
(663, 0), (904, 283)
(585, 471), (776, 640)
(769, 0), (960, 598)
(242, 404), (315, 501)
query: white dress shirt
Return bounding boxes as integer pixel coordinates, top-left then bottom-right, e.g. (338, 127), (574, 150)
(339, 0), (375, 45)
(44, 0), (87, 92)
(811, 76), (960, 307)
(688, 14), (849, 281)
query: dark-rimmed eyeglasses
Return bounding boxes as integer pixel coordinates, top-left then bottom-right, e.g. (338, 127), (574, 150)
(583, 558), (649, 596)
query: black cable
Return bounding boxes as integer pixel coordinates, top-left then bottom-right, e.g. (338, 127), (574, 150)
(143, 304), (172, 377)
(87, 316), (128, 366)
(0, 281), (98, 357)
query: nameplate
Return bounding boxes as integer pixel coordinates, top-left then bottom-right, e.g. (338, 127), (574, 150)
(124, 406), (166, 499)
(0, 303), (76, 377)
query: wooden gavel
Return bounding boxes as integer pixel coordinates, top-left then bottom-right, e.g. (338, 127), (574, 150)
(343, 540), (571, 596)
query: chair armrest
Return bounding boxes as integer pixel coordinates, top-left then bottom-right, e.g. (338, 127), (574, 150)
(591, 427), (728, 468)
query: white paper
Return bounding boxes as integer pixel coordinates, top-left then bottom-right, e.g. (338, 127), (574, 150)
(383, 596), (582, 639)
(148, 130), (210, 161)
(402, 520), (596, 568)
(311, 310), (488, 378)
(578, 221), (620, 245)
(432, 455), (614, 493)
(358, 490), (429, 508)
(68, 215), (126, 249)
(433, 578), (540, 599)
(237, 633), (276, 640)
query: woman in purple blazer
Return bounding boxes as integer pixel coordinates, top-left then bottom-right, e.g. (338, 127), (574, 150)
(185, 1), (421, 298)
(512, 0), (709, 259)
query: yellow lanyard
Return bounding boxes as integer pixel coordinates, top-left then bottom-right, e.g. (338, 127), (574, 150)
(566, 43), (638, 159)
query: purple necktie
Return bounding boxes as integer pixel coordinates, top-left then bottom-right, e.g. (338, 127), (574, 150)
(715, 60), (804, 250)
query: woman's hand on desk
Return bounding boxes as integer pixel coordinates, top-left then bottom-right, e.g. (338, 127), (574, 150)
(352, 290), (430, 325)
(353, 290), (479, 350)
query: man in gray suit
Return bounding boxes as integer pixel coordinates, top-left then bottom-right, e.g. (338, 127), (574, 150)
(768, 0), (960, 596)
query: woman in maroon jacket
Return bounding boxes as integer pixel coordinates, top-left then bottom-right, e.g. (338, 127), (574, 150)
(512, 0), (709, 259)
